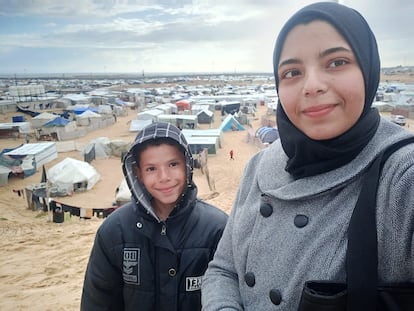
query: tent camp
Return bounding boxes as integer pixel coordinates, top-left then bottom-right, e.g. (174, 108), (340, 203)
(219, 114), (245, 132)
(256, 127), (279, 144)
(47, 157), (100, 194)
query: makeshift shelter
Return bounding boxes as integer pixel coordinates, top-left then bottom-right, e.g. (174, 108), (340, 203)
(157, 114), (198, 129)
(31, 112), (57, 128)
(219, 114), (245, 132)
(129, 119), (152, 132)
(220, 101), (241, 116)
(186, 136), (219, 155)
(256, 127), (279, 144)
(182, 129), (223, 148)
(137, 109), (163, 121)
(82, 137), (112, 161)
(115, 179), (131, 206)
(43, 116), (70, 128)
(47, 157), (100, 194)
(4, 142), (57, 173)
(76, 110), (103, 126)
(175, 99), (191, 112)
(197, 109), (214, 124)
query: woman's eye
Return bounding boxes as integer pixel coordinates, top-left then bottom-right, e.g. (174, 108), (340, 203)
(281, 69), (301, 79)
(329, 59), (348, 68)
(145, 167), (155, 172)
(169, 162), (179, 167)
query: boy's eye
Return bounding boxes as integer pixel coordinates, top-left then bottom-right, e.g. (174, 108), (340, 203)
(169, 161), (179, 167)
(145, 167), (155, 172)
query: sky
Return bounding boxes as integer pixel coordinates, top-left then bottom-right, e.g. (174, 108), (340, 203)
(0, 0), (413, 75)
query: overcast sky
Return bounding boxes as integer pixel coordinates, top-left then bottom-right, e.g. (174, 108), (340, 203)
(0, 0), (413, 75)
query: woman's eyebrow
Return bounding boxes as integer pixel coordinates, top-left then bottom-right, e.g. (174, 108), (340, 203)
(320, 46), (352, 58)
(278, 58), (301, 69)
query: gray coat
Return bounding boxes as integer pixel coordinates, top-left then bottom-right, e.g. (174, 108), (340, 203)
(202, 117), (414, 310)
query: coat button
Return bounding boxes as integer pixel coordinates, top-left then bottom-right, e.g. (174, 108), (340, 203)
(294, 214), (309, 228)
(244, 272), (255, 287)
(269, 289), (282, 305)
(168, 268), (176, 277)
(260, 203), (273, 217)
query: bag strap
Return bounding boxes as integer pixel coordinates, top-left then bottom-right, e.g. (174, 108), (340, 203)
(346, 136), (414, 311)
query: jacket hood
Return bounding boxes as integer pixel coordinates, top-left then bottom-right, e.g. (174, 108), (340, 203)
(122, 122), (195, 221)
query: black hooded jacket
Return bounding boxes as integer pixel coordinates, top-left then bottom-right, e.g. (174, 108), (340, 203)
(81, 122), (228, 311)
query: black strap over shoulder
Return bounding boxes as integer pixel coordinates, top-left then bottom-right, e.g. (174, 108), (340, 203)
(346, 136), (414, 311)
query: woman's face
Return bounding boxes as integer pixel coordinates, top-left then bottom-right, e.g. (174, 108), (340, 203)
(277, 20), (365, 140)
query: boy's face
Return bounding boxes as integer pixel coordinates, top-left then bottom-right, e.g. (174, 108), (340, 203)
(134, 143), (187, 219)
(277, 20), (365, 140)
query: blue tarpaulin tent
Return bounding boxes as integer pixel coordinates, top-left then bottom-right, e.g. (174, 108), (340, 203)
(43, 117), (70, 128)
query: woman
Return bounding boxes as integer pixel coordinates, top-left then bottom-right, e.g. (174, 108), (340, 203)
(202, 2), (414, 310)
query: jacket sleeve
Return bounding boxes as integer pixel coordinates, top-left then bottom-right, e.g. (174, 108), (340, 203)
(81, 224), (124, 311)
(201, 155), (260, 311)
(201, 208), (244, 311)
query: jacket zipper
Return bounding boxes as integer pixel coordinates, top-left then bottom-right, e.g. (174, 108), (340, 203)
(160, 222), (167, 235)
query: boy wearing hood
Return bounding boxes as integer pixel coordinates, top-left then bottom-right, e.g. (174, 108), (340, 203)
(81, 122), (228, 311)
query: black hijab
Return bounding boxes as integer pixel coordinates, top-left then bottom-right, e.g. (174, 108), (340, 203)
(273, 2), (380, 179)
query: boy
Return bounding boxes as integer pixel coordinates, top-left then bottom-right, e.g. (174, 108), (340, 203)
(81, 122), (227, 310)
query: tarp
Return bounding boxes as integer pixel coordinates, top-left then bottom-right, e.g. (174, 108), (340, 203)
(47, 157), (100, 192)
(43, 116), (70, 128)
(256, 127), (279, 144)
(219, 114), (245, 132)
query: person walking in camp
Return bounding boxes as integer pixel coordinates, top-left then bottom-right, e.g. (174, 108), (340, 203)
(202, 2), (414, 310)
(229, 149), (234, 160)
(81, 122), (228, 311)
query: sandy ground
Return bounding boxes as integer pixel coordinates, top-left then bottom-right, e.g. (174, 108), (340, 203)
(0, 105), (266, 310)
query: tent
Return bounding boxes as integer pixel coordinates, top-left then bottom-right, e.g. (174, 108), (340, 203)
(197, 109), (214, 124)
(129, 119), (152, 132)
(186, 136), (219, 155)
(47, 157), (100, 194)
(115, 179), (131, 206)
(4, 142), (57, 172)
(175, 99), (191, 111)
(43, 116), (70, 128)
(31, 112), (57, 128)
(256, 127), (279, 144)
(82, 137), (112, 160)
(219, 114), (245, 132)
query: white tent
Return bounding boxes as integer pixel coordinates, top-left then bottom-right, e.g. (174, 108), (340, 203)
(115, 179), (131, 206)
(47, 157), (100, 193)
(31, 112), (57, 128)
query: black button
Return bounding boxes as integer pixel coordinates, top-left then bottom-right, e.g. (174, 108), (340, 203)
(294, 214), (309, 228)
(244, 272), (255, 287)
(260, 203), (273, 217)
(269, 289), (282, 305)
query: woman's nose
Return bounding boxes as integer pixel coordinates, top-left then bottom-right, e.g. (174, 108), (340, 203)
(303, 69), (327, 97)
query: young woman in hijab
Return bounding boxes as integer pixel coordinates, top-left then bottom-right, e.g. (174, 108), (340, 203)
(201, 2), (414, 310)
